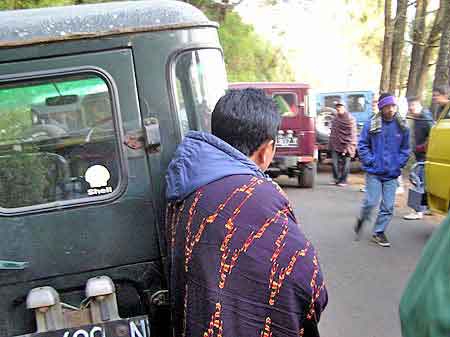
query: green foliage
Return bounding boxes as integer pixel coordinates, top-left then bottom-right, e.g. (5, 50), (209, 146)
(0, 0), (72, 10)
(183, 0), (295, 81)
(218, 12), (295, 82)
(0, 0), (295, 83)
(0, 153), (54, 208)
(345, 0), (384, 61)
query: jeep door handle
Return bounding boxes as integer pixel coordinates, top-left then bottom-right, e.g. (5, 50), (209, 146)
(0, 260), (28, 270)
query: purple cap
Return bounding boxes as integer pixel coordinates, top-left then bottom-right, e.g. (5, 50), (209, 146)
(378, 95), (397, 110)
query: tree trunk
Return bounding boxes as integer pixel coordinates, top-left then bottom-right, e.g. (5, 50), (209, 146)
(431, 0), (450, 118)
(417, 1), (446, 98)
(433, 0), (450, 90)
(389, 0), (408, 94)
(406, 0), (428, 98)
(380, 0), (394, 93)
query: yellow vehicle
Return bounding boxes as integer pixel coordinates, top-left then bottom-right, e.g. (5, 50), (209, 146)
(426, 103), (450, 214)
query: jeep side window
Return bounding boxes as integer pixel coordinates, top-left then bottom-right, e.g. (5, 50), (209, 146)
(173, 49), (227, 136)
(273, 93), (298, 117)
(347, 94), (366, 112)
(324, 95), (341, 108)
(0, 73), (121, 210)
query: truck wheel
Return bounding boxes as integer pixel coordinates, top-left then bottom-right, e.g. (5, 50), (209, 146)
(298, 162), (316, 188)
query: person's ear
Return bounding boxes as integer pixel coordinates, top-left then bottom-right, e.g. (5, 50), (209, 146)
(250, 140), (275, 171)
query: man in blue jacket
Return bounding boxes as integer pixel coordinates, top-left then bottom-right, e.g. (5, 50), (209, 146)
(354, 93), (410, 247)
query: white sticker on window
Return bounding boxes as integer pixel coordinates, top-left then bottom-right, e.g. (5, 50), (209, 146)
(85, 165), (113, 196)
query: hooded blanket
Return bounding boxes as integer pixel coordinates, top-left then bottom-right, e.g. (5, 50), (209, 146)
(166, 132), (328, 337)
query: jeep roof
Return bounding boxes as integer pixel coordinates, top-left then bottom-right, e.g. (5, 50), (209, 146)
(0, 0), (216, 48)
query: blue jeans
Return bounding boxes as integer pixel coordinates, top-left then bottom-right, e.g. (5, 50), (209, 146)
(360, 174), (398, 234)
(415, 162), (426, 212)
(331, 150), (350, 183)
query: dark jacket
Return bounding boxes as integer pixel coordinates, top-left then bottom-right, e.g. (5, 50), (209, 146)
(410, 109), (433, 161)
(166, 131), (328, 337)
(358, 117), (410, 181)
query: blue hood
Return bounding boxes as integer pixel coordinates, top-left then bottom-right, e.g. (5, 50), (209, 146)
(166, 131), (266, 201)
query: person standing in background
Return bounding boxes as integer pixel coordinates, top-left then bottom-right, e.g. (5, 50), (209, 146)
(403, 96), (434, 220)
(432, 85), (450, 120)
(329, 100), (357, 186)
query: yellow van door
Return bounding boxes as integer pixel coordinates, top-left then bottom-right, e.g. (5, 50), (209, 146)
(426, 104), (450, 214)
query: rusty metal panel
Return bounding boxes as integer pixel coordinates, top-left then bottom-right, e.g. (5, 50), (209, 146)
(0, 0), (216, 48)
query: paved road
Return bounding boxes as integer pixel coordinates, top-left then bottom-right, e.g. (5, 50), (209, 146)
(277, 170), (439, 337)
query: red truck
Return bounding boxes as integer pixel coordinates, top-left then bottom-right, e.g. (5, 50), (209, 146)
(229, 82), (317, 187)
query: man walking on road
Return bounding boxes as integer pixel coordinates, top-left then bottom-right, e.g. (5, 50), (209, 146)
(403, 96), (433, 220)
(166, 88), (328, 337)
(354, 93), (410, 247)
(329, 100), (357, 186)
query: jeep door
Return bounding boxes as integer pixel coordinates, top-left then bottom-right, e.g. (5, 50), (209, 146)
(0, 49), (162, 337)
(426, 107), (450, 214)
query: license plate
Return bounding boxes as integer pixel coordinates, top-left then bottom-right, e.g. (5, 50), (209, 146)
(276, 136), (298, 147)
(22, 316), (150, 337)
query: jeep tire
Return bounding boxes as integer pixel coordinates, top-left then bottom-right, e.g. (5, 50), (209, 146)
(298, 162), (316, 188)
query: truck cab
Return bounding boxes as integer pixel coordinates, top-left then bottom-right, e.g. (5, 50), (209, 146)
(229, 82), (317, 187)
(0, 2), (227, 337)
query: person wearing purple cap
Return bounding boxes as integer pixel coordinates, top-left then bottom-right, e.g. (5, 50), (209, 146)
(354, 93), (410, 247)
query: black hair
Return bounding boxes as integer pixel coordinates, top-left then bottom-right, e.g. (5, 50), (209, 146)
(407, 96), (420, 103)
(433, 85), (449, 96)
(211, 88), (281, 156)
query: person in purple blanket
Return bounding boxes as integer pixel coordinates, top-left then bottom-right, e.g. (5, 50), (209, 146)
(165, 88), (328, 337)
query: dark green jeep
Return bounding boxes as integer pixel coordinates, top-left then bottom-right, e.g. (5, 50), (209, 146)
(0, 1), (227, 337)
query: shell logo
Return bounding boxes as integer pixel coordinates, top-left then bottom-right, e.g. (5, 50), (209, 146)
(85, 165), (110, 188)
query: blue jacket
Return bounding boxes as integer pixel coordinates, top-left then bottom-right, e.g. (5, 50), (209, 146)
(358, 118), (410, 181)
(165, 131), (266, 201)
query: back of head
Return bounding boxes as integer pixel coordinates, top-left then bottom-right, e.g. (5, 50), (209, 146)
(407, 96), (421, 104)
(211, 88), (281, 156)
(434, 85), (449, 97)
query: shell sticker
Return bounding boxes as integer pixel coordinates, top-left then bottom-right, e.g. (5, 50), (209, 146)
(85, 165), (113, 196)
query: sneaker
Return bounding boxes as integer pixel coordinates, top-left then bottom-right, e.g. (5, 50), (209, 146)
(424, 209), (432, 216)
(371, 233), (391, 247)
(359, 186), (366, 192)
(354, 218), (363, 240)
(337, 182), (347, 187)
(403, 212), (423, 220)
